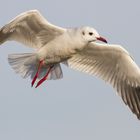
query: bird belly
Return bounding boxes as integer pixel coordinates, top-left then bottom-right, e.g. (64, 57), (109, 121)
(37, 44), (76, 65)
(36, 34), (85, 65)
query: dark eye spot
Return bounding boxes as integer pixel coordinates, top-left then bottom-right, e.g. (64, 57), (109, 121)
(82, 31), (85, 35)
(89, 32), (93, 36)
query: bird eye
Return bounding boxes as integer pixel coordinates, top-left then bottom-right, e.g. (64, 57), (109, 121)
(89, 32), (93, 36)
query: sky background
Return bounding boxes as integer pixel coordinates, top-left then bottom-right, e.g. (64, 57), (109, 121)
(0, 0), (140, 140)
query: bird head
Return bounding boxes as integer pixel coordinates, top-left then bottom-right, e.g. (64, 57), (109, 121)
(80, 26), (107, 43)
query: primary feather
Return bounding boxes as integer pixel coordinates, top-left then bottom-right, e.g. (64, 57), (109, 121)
(67, 42), (140, 119)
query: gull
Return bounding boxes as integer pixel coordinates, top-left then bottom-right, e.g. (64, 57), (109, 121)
(0, 10), (140, 120)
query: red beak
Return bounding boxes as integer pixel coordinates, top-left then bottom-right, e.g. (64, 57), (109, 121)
(97, 37), (107, 43)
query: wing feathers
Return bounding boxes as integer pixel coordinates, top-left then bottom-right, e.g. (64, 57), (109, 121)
(0, 10), (65, 48)
(67, 42), (140, 119)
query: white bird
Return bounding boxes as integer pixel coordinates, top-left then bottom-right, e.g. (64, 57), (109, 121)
(0, 10), (140, 120)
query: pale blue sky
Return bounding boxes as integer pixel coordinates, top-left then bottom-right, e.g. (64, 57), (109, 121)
(0, 0), (140, 140)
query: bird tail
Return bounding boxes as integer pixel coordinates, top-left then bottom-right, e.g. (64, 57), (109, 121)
(8, 53), (63, 80)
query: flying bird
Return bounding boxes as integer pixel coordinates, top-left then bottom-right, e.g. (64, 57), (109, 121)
(0, 10), (140, 120)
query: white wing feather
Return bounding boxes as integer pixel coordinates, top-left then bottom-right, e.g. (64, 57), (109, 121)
(0, 10), (66, 48)
(67, 42), (140, 119)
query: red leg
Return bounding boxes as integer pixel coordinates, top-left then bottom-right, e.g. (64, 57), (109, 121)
(31, 60), (44, 87)
(35, 66), (53, 88)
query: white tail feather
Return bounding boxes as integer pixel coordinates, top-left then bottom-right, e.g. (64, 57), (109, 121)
(8, 53), (63, 80)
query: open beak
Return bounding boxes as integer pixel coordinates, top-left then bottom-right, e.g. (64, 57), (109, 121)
(96, 36), (107, 43)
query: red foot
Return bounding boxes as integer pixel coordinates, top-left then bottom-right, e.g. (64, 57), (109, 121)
(31, 75), (38, 87)
(35, 66), (53, 88)
(31, 60), (44, 87)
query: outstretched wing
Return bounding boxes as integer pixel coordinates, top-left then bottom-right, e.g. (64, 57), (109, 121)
(0, 10), (66, 48)
(67, 42), (140, 119)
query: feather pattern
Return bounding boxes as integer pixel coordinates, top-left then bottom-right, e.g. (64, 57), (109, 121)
(67, 42), (140, 119)
(0, 10), (66, 48)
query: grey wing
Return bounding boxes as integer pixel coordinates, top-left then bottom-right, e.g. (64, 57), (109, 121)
(67, 42), (140, 119)
(0, 10), (66, 48)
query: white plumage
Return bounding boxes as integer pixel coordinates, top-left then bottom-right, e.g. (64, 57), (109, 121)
(1, 10), (140, 119)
